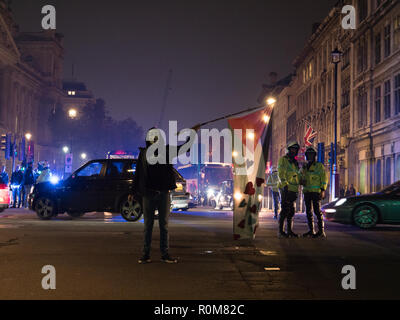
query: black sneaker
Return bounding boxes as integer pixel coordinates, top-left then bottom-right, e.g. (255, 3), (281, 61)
(278, 232), (289, 239)
(138, 255), (151, 264)
(312, 232), (327, 239)
(302, 231), (315, 238)
(161, 254), (178, 264)
(287, 231), (299, 238)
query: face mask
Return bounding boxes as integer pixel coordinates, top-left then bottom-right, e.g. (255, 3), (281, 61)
(305, 152), (316, 162)
(288, 148), (299, 158)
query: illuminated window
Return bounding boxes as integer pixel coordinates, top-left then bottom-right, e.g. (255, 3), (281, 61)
(68, 91), (76, 96)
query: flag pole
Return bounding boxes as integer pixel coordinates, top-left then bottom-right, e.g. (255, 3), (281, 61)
(196, 105), (266, 128)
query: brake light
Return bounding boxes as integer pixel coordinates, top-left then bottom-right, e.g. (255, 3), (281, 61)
(0, 184), (7, 190)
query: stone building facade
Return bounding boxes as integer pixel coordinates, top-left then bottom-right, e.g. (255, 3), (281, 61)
(265, 0), (400, 194)
(0, 1), (94, 175)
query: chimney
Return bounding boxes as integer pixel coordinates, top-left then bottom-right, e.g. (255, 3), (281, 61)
(269, 72), (278, 86)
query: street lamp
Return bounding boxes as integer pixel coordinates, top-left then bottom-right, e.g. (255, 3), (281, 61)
(25, 133), (32, 141)
(266, 97), (276, 106)
(331, 48), (342, 201)
(68, 108), (77, 119)
(80, 153), (87, 160)
(63, 146), (69, 154)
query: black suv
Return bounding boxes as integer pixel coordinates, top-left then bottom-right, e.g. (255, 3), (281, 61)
(29, 159), (143, 221)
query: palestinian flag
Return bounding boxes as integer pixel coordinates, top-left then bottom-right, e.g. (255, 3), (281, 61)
(227, 105), (273, 240)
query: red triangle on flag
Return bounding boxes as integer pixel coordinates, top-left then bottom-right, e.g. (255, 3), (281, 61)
(228, 107), (270, 149)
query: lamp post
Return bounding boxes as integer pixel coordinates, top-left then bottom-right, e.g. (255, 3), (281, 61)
(331, 48), (342, 201)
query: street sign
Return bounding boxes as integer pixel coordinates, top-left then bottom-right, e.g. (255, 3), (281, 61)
(65, 153), (73, 173)
(65, 165), (72, 174)
(65, 153), (73, 166)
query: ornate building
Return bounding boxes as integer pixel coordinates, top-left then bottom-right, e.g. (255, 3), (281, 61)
(265, 0), (400, 194)
(0, 1), (94, 174)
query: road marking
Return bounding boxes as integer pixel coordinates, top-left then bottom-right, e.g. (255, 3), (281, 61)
(264, 267), (280, 271)
(260, 250), (278, 256)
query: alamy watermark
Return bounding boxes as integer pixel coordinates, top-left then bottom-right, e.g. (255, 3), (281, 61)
(41, 5), (56, 30)
(341, 265), (356, 290)
(341, 5), (356, 30)
(41, 265), (56, 290)
(145, 121), (258, 176)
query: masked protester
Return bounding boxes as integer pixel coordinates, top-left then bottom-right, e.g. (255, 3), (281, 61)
(277, 141), (301, 238)
(134, 125), (200, 264)
(300, 146), (327, 238)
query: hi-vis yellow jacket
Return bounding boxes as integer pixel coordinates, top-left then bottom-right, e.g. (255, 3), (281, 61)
(300, 161), (327, 194)
(277, 155), (300, 193)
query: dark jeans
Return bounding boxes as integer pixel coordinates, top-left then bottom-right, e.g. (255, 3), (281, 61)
(22, 185), (33, 208)
(279, 189), (297, 233)
(272, 191), (280, 217)
(142, 190), (171, 257)
(11, 185), (22, 207)
(304, 192), (323, 229)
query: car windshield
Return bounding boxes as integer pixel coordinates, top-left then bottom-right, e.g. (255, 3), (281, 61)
(377, 182), (400, 195)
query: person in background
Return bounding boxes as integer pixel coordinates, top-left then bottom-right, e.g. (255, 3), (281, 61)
(266, 166), (280, 220)
(22, 162), (35, 208)
(277, 141), (301, 238)
(300, 146), (327, 238)
(339, 185), (345, 198)
(346, 184), (356, 197)
(36, 161), (51, 184)
(10, 166), (23, 208)
(0, 165), (9, 185)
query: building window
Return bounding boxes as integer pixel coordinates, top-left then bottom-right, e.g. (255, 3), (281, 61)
(375, 86), (381, 123)
(384, 24), (391, 58)
(385, 157), (392, 187)
(376, 159), (381, 191)
(396, 155), (400, 181)
(358, 0), (368, 23)
(375, 33), (381, 65)
(394, 15), (400, 50)
(384, 80), (391, 119)
(341, 77), (350, 108)
(357, 37), (368, 74)
(358, 88), (367, 128)
(342, 47), (350, 69)
(395, 74), (400, 115)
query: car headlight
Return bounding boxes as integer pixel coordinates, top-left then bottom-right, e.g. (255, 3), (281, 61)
(207, 189), (215, 197)
(335, 198), (347, 207)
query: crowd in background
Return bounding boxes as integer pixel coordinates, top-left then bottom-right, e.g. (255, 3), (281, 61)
(0, 161), (51, 208)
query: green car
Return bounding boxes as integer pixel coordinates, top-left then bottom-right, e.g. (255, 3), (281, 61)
(322, 181), (400, 229)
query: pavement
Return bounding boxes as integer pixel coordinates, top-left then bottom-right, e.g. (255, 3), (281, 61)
(0, 207), (399, 300)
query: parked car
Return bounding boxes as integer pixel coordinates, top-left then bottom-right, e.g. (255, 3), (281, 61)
(29, 159), (141, 221)
(322, 181), (400, 229)
(0, 183), (9, 212)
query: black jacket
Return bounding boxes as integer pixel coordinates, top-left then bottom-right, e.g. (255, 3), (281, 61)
(0, 172), (8, 185)
(11, 171), (23, 185)
(134, 146), (177, 195)
(23, 167), (35, 185)
(134, 134), (196, 195)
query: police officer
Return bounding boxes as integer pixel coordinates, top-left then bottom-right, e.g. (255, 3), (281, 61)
(301, 146), (327, 238)
(277, 141), (301, 238)
(266, 166), (280, 219)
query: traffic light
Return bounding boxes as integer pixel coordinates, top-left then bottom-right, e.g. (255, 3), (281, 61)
(1, 133), (11, 160)
(317, 142), (325, 164)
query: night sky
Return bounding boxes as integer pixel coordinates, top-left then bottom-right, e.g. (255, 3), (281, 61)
(12, 0), (337, 132)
